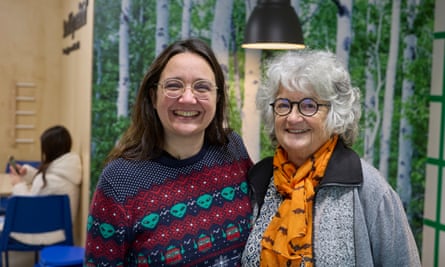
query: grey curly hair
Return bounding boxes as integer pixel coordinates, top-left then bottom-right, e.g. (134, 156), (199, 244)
(256, 49), (361, 147)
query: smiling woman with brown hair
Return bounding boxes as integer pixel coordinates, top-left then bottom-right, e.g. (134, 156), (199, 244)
(85, 38), (253, 266)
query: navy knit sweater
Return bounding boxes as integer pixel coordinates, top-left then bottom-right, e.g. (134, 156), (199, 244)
(85, 132), (253, 266)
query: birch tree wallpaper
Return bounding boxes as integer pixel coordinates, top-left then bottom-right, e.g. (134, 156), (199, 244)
(91, 0), (435, 252)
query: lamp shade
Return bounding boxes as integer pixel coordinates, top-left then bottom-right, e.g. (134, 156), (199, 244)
(242, 0), (305, 50)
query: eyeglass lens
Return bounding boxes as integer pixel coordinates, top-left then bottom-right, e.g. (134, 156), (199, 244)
(272, 98), (320, 116)
(161, 79), (216, 99)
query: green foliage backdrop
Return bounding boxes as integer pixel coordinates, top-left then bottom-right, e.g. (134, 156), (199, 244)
(91, 0), (434, 249)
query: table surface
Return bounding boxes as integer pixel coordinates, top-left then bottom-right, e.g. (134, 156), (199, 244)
(0, 174), (12, 196)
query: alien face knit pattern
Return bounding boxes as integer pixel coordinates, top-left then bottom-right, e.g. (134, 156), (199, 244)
(85, 133), (253, 267)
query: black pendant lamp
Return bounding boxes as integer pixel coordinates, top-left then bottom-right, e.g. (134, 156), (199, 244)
(242, 0), (305, 50)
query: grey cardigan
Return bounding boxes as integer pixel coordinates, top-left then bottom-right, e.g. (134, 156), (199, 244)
(242, 141), (421, 266)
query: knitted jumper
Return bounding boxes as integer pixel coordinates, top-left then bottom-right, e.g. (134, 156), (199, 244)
(85, 132), (253, 266)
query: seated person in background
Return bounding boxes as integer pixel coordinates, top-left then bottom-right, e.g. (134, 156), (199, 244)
(7, 125), (82, 245)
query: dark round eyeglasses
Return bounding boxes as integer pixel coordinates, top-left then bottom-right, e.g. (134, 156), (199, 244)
(270, 98), (331, 117)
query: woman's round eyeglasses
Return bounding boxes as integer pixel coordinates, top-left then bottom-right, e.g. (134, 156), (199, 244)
(158, 78), (218, 100)
(270, 98), (331, 117)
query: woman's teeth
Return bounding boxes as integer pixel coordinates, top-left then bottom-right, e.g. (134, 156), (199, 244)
(174, 110), (199, 117)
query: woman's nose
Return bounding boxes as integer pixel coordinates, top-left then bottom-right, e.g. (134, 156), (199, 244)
(286, 106), (304, 121)
(178, 87), (197, 102)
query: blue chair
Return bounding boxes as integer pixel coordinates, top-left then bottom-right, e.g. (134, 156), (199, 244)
(38, 245), (84, 267)
(0, 198), (7, 216)
(0, 195), (74, 267)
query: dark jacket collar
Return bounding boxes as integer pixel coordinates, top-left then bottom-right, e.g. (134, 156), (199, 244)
(320, 139), (363, 187)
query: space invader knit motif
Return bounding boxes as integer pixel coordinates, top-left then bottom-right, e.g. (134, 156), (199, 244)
(85, 132), (253, 267)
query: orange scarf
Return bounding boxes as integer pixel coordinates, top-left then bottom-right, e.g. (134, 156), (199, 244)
(260, 135), (338, 267)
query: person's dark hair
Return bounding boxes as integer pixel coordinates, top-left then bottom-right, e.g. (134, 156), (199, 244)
(37, 125), (72, 187)
(107, 38), (231, 162)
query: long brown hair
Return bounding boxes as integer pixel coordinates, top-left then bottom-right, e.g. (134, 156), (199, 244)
(37, 125), (72, 187)
(107, 38), (231, 162)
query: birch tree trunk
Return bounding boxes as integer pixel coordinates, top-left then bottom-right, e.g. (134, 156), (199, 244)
(181, 0), (192, 39)
(117, 0), (131, 118)
(363, 0), (383, 164)
(291, 0), (300, 13)
(333, 0), (353, 67)
(231, 18), (242, 113)
(242, 50), (262, 162)
(242, 0), (262, 162)
(211, 0), (234, 80)
(379, 0), (401, 178)
(397, 0), (418, 213)
(92, 39), (102, 156)
(156, 0), (169, 56)
(95, 40), (102, 86)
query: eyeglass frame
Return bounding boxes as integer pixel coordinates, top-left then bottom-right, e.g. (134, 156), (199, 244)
(270, 97), (331, 117)
(157, 78), (218, 100)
